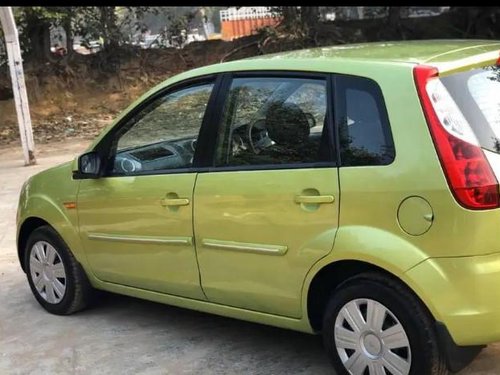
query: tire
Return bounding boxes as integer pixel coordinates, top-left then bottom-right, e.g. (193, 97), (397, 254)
(322, 272), (447, 375)
(24, 225), (94, 315)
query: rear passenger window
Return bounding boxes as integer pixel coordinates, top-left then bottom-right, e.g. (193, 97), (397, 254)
(336, 75), (395, 166)
(214, 76), (333, 167)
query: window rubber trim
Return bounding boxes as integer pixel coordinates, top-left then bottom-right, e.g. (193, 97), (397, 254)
(332, 73), (396, 168)
(94, 73), (221, 177)
(201, 70), (338, 172)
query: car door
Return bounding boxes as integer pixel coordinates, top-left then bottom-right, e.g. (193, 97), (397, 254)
(193, 73), (340, 318)
(77, 78), (217, 299)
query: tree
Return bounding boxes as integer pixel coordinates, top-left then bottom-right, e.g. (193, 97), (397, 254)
(9, 6), (232, 63)
(275, 7), (320, 41)
(300, 7), (320, 38)
(72, 7), (125, 48)
(386, 7), (402, 28)
(11, 6), (159, 62)
(14, 7), (67, 61)
(450, 7), (500, 38)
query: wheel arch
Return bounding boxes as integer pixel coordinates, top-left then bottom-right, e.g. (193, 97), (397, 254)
(17, 195), (87, 273)
(17, 216), (51, 272)
(305, 259), (438, 333)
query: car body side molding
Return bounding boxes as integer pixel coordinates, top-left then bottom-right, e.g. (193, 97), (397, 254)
(202, 238), (288, 255)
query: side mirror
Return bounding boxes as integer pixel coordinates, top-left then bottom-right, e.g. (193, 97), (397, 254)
(74, 152), (102, 179)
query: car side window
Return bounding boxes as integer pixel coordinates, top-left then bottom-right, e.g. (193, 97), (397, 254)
(214, 76), (332, 167)
(336, 75), (395, 166)
(107, 83), (214, 176)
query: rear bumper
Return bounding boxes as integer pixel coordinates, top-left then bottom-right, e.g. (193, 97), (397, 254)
(406, 252), (500, 345)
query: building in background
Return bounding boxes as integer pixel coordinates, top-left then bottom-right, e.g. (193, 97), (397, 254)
(323, 6), (450, 21)
(220, 7), (281, 41)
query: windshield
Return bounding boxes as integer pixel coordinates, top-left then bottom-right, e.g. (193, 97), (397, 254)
(440, 65), (500, 153)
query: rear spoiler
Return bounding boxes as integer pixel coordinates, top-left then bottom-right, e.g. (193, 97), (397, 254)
(434, 50), (500, 76)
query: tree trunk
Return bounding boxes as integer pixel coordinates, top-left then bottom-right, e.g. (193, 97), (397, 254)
(100, 7), (119, 49)
(25, 21), (51, 62)
(301, 7), (320, 27)
(386, 7), (402, 28)
(63, 17), (74, 58)
(356, 6), (364, 20)
(449, 7), (500, 38)
(43, 25), (55, 62)
(281, 7), (300, 30)
(198, 8), (209, 40)
(301, 7), (320, 41)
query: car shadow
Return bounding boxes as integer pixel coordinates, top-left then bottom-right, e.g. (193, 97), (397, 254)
(83, 291), (334, 374)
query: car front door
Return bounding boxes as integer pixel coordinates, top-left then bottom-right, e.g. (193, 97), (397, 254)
(77, 78), (216, 299)
(193, 73), (340, 318)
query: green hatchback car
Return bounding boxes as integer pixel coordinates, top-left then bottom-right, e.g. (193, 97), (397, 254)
(16, 40), (500, 375)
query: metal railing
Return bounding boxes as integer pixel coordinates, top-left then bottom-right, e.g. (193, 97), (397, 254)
(220, 7), (277, 22)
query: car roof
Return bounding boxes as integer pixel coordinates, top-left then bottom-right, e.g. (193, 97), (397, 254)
(167, 39), (499, 82)
(248, 39), (500, 64)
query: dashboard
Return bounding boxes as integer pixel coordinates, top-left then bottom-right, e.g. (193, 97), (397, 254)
(112, 137), (196, 174)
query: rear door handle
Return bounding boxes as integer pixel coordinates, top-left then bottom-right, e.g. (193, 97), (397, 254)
(294, 195), (335, 204)
(160, 198), (190, 207)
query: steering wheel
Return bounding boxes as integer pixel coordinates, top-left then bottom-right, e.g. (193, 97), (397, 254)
(115, 155), (142, 174)
(304, 113), (317, 128)
(247, 117), (270, 154)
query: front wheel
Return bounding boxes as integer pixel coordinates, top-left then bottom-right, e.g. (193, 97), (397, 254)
(25, 225), (94, 315)
(322, 273), (448, 375)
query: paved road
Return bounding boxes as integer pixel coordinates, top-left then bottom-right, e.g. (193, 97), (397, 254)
(0, 141), (499, 374)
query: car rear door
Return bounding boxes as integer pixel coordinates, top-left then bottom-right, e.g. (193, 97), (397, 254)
(193, 73), (340, 318)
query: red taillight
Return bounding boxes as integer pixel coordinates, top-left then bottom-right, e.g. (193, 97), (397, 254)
(414, 65), (499, 209)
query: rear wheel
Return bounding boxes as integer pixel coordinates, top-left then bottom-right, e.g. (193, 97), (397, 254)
(322, 273), (447, 375)
(25, 225), (94, 315)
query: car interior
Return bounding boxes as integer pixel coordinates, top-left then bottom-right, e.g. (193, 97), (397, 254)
(110, 79), (327, 175)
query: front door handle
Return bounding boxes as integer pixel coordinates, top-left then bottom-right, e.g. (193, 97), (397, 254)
(160, 198), (190, 207)
(294, 195), (335, 204)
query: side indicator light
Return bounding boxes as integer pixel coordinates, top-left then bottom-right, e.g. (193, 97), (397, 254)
(63, 202), (77, 209)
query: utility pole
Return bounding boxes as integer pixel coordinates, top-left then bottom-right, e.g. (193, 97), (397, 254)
(0, 7), (36, 165)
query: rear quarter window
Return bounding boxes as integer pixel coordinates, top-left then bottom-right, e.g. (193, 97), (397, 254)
(335, 75), (395, 166)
